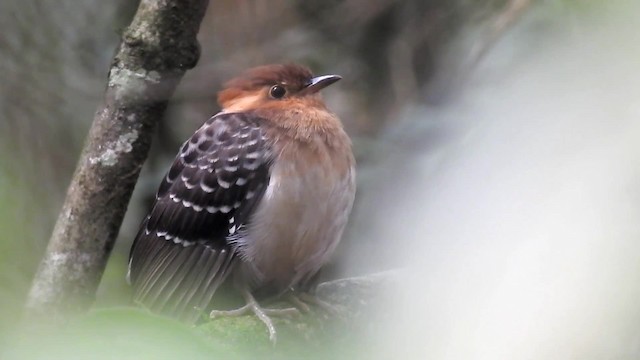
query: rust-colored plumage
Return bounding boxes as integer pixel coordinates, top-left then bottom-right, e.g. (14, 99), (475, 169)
(218, 64), (314, 105)
(128, 64), (355, 343)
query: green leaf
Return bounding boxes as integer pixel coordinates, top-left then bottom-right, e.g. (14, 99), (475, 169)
(7, 308), (238, 360)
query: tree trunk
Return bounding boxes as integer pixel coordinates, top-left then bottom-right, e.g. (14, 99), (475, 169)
(25, 0), (210, 321)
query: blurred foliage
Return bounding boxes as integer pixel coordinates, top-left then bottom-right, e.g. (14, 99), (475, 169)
(0, 164), (38, 342)
(4, 305), (365, 360)
(5, 308), (228, 360)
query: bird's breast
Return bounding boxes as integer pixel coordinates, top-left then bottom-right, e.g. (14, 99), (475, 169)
(238, 135), (355, 291)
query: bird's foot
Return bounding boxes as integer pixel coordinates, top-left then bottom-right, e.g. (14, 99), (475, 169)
(287, 292), (340, 315)
(209, 288), (300, 345)
(209, 303), (300, 318)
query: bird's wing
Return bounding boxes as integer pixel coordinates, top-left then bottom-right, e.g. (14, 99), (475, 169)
(128, 112), (271, 322)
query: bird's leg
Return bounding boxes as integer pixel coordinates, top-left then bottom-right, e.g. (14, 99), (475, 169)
(286, 291), (340, 315)
(298, 292), (340, 314)
(209, 287), (300, 344)
(286, 293), (312, 313)
(208, 303), (252, 318)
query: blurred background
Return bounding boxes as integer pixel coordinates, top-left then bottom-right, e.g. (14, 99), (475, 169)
(2, 0), (640, 358)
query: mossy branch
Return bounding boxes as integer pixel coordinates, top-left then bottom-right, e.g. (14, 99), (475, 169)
(196, 272), (399, 356)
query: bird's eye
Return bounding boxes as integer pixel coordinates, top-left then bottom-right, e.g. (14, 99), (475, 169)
(269, 85), (286, 99)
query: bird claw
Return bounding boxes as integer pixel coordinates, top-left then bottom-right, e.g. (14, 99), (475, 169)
(209, 304), (251, 318)
(288, 292), (341, 315)
(209, 303), (300, 319)
(208, 289), (340, 345)
(209, 289), (301, 345)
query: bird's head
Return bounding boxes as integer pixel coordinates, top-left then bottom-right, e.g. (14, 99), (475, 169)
(217, 64), (341, 112)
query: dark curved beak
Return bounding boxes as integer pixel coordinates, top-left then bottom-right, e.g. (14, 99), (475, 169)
(301, 74), (342, 95)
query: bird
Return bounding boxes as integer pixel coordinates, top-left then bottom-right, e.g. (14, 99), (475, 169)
(127, 63), (356, 342)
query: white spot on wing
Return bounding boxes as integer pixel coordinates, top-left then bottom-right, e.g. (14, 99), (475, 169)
(218, 178), (231, 189)
(243, 161), (259, 170)
(180, 144), (193, 158)
(201, 182), (215, 193)
(158, 231), (194, 246)
(206, 206), (218, 213)
(245, 139), (258, 147)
